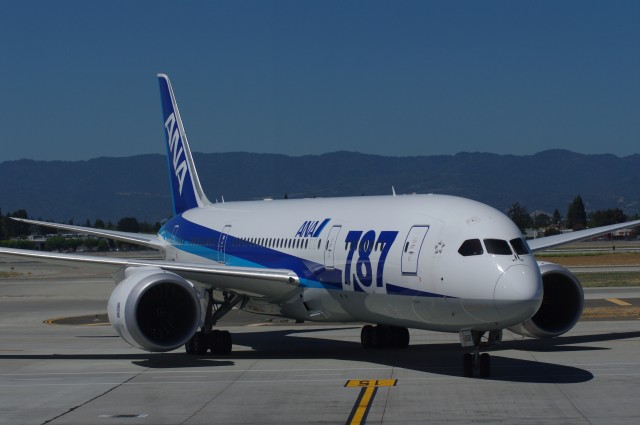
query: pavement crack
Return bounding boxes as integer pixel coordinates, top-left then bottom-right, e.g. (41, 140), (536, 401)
(40, 373), (141, 425)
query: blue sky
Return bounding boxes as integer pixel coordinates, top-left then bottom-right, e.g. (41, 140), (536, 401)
(1, 1), (638, 161)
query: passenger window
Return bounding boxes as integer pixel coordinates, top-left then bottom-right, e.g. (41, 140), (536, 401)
(484, 239), (513, 255)
(458, 239), (483, 256)
(510, 238), (530, 255)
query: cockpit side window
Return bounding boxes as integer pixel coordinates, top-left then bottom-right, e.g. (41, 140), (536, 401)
(458, 239), (483, 256)
(510, 237), (530, 255)
(484, 239), (513, 255)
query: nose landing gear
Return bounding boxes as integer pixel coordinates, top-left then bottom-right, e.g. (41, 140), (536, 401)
(459, 330), (502, 378)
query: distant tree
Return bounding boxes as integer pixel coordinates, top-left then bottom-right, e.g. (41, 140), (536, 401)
(566, 195), (587, 230)
(284, 193), (289, 200)
(507, 202), (533, 231)
(544, 227), (562, 237)
(97, 240), (110, 252)
(5, 210), (30, 238)
(533, 213), (550, 229)
(0, 239), (36, 249)
(0, 209), (5, 240)
(552, 209), (562, 227)
(45, 236), (66, 251)
(117, 217), (140, 233)
(138, 221), (161, 234)
(83, 238), (100, 250)
(68, 238), (84, 251)
(589, 208), (627, 227)
(94, 219), (105, 229)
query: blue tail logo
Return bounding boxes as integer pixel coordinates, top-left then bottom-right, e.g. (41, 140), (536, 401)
(158, 74), (208, 215)
(163, 112), (188, 195)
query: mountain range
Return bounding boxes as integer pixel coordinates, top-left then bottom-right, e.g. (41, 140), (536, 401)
(1, 150), (638, 223)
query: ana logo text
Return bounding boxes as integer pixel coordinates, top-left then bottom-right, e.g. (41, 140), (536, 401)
(164, 112), (188, 195)
(295, 218), (330, 238)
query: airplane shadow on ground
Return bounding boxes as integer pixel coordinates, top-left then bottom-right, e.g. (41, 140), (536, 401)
(146, 327), (640, 383)
(3, 328), (639, 383)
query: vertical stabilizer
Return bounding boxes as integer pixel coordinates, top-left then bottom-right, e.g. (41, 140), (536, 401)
(158, 74), (210, 215)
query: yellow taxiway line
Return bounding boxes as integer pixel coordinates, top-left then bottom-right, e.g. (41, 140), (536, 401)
(345, 379), (397, 425)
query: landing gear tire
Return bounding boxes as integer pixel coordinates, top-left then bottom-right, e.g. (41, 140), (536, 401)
(459, 330), (497, 378)
(189, 331), (208, 355)
(185, 290), (243, 356)
(395, 327), (410, 349)
(371, 326), (384, 348)
(479, 353), (491, 378)
(210, 330), (232, 355)
(361, 325), (374, 349)
(463, 353), (473, 377)
(461, 352), (491, 378)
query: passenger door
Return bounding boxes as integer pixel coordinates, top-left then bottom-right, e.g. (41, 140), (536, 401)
(217, 225), (231, 263)
(324, 225), (342, 269)
(401, 225), (429, 274)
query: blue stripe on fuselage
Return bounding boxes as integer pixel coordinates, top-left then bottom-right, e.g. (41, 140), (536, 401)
(160, 215), (342, 290)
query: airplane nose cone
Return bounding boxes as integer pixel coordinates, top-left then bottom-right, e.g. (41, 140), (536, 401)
(494, 265), (543, 322)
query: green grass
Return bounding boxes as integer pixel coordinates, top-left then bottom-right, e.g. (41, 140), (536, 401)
(575, 272), (640, 287)
(537, 252), (619, 258)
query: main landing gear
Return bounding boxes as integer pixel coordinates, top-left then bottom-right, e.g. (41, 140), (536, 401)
(185, 290), (244, 355)
(360, 324), (410, 349)
(459, 330), (502, 378)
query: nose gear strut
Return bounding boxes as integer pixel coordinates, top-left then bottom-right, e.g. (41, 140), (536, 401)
(459, 330), (502, 378)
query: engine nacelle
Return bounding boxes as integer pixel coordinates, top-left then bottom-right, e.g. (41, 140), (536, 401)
(107, 267), (201, 352)
(508, 262), (584, 338)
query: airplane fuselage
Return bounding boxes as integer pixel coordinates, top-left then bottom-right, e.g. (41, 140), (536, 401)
(159, 193), (543, 332)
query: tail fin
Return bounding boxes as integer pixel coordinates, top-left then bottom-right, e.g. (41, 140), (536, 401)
(158, 74), (209, 215)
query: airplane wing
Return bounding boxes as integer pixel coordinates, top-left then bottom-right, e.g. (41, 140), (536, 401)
(0, 247), (299, 299)
(10, 217), (164, 250)
(3, 218), (300, 298)
(527, 219), (640, 252)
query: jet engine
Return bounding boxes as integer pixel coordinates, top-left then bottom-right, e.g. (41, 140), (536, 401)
(107, 267), (202, 352)
(508, 262), (584, 338)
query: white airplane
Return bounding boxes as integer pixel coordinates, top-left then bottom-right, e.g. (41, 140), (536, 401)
(1, 74), (639, 378)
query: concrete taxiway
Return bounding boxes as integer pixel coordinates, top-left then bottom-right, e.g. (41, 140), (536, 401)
(1, 259), (640, 424)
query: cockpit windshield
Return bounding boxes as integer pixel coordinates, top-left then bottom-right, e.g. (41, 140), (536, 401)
(458, 238), (530, 257)
(483, 239), (513, 255)
(510, 237), (530, 255)
(458, 239), (483, 256)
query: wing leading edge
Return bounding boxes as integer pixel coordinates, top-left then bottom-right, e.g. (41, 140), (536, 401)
(10, 217), (164, 250)
(0, 247), (299, 299)
(527, 219), (640, 252)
